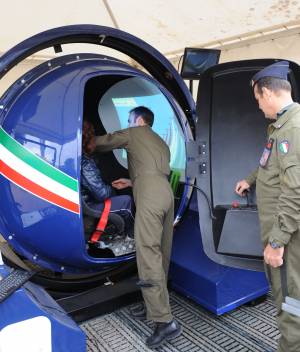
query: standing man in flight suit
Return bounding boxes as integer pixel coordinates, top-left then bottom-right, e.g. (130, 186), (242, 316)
(235, 61), (300, 351)
(95, 106), (181, 348)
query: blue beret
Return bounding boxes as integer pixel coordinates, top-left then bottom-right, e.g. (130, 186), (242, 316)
(251, 61), (289, 87)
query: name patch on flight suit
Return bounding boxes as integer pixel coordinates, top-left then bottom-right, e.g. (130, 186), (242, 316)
(259, 138), (274, 168)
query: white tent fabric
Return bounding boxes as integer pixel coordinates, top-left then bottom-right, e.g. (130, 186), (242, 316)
(0, 0), (300, 94)
(221, 31), (300, 63)
(1, 0), (300, 57)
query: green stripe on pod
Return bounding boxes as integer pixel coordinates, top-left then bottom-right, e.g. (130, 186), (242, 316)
(0, 127), (78, 192)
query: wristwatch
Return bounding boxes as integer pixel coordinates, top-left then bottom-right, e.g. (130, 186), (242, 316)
(269, 240), (283, 249)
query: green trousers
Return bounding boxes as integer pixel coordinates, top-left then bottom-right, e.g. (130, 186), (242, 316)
(256, 180), (300, 351)
(133, 175), (174, 322)
(266, 232), (300, 352)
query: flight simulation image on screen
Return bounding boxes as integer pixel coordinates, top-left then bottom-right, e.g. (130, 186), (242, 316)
(98, 77), (186, 180)
(112, 95), (186, 178)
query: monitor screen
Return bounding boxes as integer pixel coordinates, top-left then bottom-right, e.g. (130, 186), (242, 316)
(180, 48), (221, 79)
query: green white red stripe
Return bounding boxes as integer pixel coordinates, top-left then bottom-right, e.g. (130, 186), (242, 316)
(0, 127), (80, 214)
(279, 140), (289, 154)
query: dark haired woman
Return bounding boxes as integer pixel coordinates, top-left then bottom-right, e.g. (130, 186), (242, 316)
(81, 121), (134, 243)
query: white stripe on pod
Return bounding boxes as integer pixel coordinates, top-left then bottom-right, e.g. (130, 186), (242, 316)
(0, 144), (79, 204)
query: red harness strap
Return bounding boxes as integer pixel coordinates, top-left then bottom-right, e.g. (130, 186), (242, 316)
(90, 198), (112, 243)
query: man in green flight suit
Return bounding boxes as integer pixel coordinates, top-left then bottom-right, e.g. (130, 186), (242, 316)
(95, 106), (181, 348)
(235, 61), (300, 351)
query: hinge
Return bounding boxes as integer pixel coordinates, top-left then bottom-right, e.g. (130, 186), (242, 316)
(186, 141), (208, 177)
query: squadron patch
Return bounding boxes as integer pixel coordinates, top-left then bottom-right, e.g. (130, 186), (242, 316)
(279, 140), (289, 154)
(259, 138), (274, 168)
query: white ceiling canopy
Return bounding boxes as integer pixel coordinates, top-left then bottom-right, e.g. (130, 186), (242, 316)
(1, 0), (300, 61)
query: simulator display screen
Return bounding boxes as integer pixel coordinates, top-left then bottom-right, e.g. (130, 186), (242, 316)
(181, 48), (220, 79)
(98, 77), (186, 180)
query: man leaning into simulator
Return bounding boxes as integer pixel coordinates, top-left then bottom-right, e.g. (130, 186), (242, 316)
(95, 106), (181, 348)
(235, 61), (300, 352)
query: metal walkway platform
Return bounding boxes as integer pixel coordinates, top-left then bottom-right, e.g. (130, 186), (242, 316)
(80, 291), (280, 351)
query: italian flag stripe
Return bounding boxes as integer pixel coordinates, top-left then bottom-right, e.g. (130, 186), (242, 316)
(0, 127), (78, 192)
(0, 144), (79, 204)
(282, 143), (288, 153)
(0, 127), (80, 214)
(0, 160), (80, 214)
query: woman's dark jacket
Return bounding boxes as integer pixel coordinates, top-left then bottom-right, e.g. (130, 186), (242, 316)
(81, 154), (113, 204)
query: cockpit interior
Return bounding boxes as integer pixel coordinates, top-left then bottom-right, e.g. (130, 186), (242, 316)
(82, 74), (189, 258)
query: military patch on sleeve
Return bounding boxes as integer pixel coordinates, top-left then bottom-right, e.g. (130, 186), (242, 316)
(279, 140), (289, 154)
(259, 138), (274, 168)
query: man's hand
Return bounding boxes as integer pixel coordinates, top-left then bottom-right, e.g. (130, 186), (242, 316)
(264, 244), (284, 268)
(112, 178), (132, 190)
(235, 180), (250, 196)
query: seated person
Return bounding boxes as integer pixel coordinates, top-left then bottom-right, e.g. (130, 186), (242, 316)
(81, 121), (134, 239)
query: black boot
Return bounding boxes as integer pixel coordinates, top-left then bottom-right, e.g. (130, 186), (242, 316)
(146, 319), (182, 348)
(129, 303), (146, 320)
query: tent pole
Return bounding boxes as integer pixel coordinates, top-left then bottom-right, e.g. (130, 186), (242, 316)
(189, 80), (193, 95)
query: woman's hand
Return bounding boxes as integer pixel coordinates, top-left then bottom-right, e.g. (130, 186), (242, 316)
(112, 178), (132, 190)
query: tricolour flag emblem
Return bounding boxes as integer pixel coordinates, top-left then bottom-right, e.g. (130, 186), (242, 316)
(279, 140), (289, 154)
(0, 127), (80, 214)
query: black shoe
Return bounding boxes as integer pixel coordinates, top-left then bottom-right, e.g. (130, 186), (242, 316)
(146, 319), (182, 349)
(129, 303), (146, 320)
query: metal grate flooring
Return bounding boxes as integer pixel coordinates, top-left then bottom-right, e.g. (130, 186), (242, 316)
(80, 291), (280, 351)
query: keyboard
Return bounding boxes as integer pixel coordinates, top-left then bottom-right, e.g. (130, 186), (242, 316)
(0, 269), (35, 303)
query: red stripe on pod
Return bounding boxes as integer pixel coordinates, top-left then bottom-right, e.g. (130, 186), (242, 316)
(0, 160), (79, 214)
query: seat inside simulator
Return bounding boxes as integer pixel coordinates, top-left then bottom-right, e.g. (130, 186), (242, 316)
(195, 59), (300, 271)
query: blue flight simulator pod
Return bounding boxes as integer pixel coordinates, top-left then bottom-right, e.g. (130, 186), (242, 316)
(1, 24), (299, 349)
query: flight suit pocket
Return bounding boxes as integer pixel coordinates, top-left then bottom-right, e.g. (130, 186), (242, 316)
(279, 157), (299, 188)
(280, 155), (297, 173)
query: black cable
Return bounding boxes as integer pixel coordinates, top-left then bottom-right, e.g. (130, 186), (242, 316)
(184, 183), (216, 220)
(177, 55), (184, 72)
